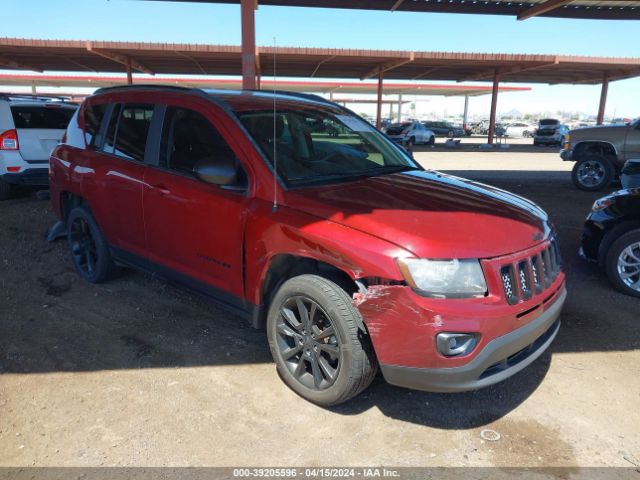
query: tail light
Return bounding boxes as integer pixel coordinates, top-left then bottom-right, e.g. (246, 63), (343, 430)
(0, 129), (19, 150)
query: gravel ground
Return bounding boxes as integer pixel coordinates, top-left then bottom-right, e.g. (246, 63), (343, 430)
(0, 151), (639, 468)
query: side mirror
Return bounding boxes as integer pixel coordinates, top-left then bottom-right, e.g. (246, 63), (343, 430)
(193, 155), (238, 186)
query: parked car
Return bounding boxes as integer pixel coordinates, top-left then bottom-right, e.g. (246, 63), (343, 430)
(0, 94), (77, 200)
(422, 120), (465, 138)
(49, 86), (566, 405)
(384, 121), (435, 145)
(471, 120), (506, 137)
(533, 119), (569, 147)
(581, 188), (640, 297)
(505, 122), (536, 138)
(621, 159), (640, 189)
(561, 117), (640, 191)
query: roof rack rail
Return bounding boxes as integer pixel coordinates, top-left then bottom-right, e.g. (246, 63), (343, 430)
(249, 89), (337, 106)
(93, 84), (195, 95)
(0, 93), (73, 103)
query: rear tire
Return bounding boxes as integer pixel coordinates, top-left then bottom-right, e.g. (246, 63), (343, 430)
(572, 155), (614, 191)
(605, 229), (640, 298)
(67, 206), (116, 283)
(266, 274), (378, 406)
(0, 178), (11, 201)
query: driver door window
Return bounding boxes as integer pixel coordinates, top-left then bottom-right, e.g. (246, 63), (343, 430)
(160, 107), (235, 176)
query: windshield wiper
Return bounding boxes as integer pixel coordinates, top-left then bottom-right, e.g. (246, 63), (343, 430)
(289, 165), (421, 186)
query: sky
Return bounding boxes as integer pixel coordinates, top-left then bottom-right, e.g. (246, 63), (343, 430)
(2, 0), (640, 120)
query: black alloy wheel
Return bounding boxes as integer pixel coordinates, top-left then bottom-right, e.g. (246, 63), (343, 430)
(275, 296), (341, 390)
(66, 206), (116, 283)
(69, 215), (98, 277)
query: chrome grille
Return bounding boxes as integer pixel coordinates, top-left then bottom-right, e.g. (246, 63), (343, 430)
(501, 238), (562, 305)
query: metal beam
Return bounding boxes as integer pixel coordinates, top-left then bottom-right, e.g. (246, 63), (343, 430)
(597, 73), (609, 125)
(241, 0), (257, 89)
(487, 69), (500, 145)
(173, 50), (208, 75)
(255, 49), (262, 88)
(0, 54), (42, 73)
(459, 61), (558, 82)
(411, 66), (441, 81)
(376, 68), (383, 130)
(85, 43), (154, 75)
(361, 53), (414, 80)
(310, 55), (336, 77)
(462, 95), (469, 132)
(126, 58), (133, 85)
(390, 0), (405, 12)
(517, 0), (573, 20)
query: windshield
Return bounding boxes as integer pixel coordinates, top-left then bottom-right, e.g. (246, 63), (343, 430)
(237, 107), (419, 187)
(539, 119), (559, 126)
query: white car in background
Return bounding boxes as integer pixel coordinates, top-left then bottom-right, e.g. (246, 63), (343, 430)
(505, 122), (536, 138)
(0, 94), (77, 200)
(384, 121), (435, 145)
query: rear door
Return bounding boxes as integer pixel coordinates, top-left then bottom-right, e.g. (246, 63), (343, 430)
(85, 102), (156, 258)
(10, 103), (76, 162)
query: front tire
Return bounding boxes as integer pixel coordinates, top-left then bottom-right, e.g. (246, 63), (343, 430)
(67, 206), (116, 283)
(0, 178), (11, 201)
(266, 274), (378, 406)
(572, 155), (614, 191)
(427, 135), (435, 146)
(605, 229), (640, 298)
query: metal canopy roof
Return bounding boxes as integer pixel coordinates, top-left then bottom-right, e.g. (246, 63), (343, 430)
(0, 38), (639, 85)
(0, 73), (531, 97)
(152, 0), (640, 20)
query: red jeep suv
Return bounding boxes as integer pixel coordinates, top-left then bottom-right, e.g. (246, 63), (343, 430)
(49, 86), (566, 406)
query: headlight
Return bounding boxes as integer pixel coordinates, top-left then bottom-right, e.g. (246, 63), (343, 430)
(592, 196), (615, 212)
(397, 258), (488, 298)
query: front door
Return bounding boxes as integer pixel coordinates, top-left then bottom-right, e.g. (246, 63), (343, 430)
(624, 121), (640, 159)
(143, 105), (248, 303)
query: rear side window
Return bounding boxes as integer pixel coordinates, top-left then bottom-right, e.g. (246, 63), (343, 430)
(103, 103), (154, 162)
(83, 103), (107, 146)
(159, 107), (235, 175)
(10, 106), (75, 130)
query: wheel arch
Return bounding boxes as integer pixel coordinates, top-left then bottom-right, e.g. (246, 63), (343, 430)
(253, 253), (361, 330)
(573, 141), (619, 167)
(59, 191), (89, 221)
(598, 221), (640, 267)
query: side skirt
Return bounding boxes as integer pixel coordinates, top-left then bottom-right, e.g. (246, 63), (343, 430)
(110, 246), (261, 324)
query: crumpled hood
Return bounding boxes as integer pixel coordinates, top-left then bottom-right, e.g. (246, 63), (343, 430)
(285, 170), (551, 259)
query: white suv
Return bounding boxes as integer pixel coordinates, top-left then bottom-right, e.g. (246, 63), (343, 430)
(0, 94), (77, 200)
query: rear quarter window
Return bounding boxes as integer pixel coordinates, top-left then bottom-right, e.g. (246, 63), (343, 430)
(83, 103), (108, 146)
(10, 105), (76, 130)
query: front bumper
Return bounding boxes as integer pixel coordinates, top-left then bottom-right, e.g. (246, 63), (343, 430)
(1, 168), (49, 186)
(535, 137), (561, 145)
(380, 287), (566, 393)
(560, 148), (574, 161)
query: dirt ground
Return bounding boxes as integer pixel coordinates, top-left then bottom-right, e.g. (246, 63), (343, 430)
(0, 150), (639, 468)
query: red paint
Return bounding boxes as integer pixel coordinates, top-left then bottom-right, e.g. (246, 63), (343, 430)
(50, 87), (565, 376)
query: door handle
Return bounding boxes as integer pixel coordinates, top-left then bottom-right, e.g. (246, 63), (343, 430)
(151, 184), (171, 195)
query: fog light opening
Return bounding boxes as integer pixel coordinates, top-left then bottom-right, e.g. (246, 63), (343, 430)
(436, 332), (479, 357)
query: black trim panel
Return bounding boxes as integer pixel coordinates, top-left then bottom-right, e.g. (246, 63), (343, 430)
(110, 246), (259, 322)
